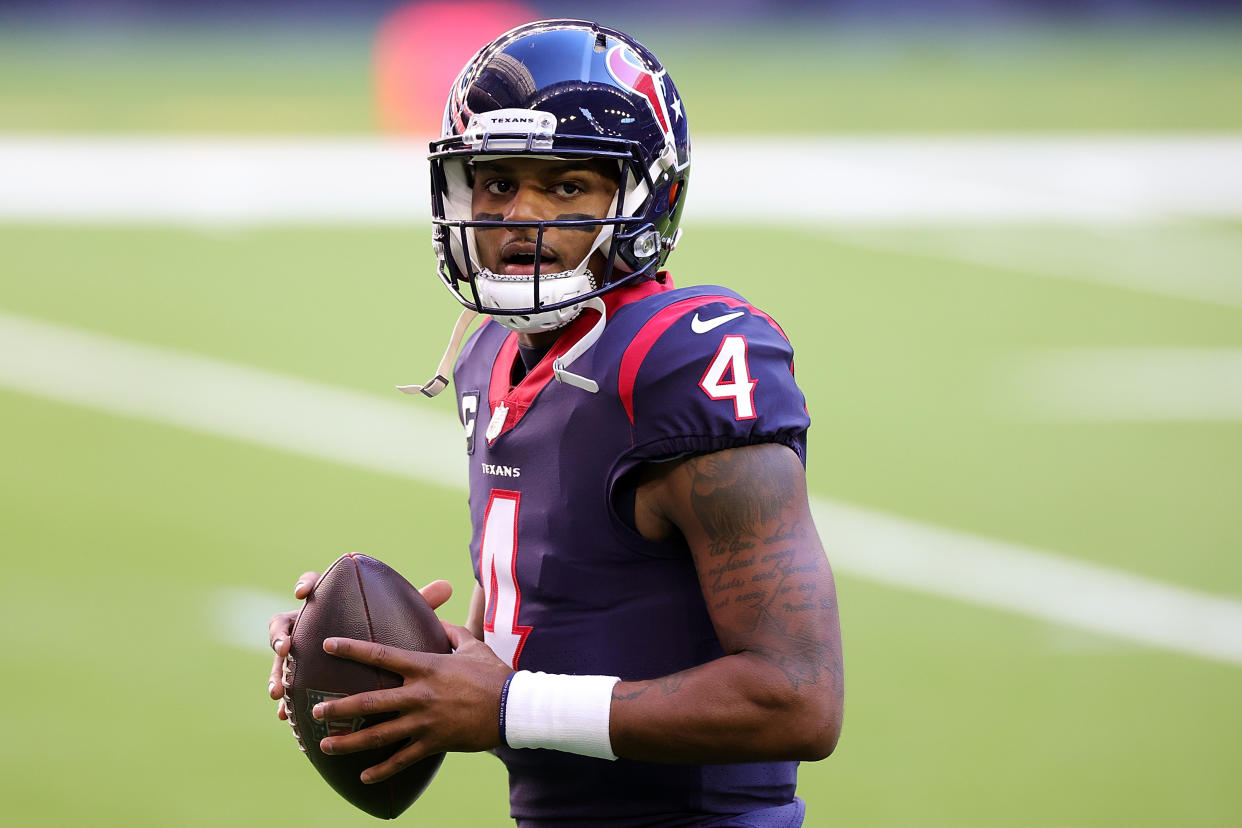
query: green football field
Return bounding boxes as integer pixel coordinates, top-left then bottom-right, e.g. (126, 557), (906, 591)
(1, 19), (1241, 828)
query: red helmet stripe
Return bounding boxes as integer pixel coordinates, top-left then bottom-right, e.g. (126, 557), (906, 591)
(605, 45), (670, 136)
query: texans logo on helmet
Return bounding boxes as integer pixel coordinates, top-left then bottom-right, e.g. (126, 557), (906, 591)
(605, 45), (675, 139)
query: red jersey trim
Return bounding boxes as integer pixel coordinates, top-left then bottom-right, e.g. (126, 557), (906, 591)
(618, 295), (791, 425)
(486, 275), (673, 441)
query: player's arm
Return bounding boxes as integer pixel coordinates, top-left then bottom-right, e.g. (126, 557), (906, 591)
(610, 441), (844, 762)
(302, 449), (839, 777)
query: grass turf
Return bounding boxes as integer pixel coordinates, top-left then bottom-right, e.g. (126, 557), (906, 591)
(1, 24), (1241, 134)
(1, 17), (1240, 827)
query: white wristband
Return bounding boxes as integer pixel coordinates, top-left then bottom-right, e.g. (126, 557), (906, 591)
(502, 670), (620, 760)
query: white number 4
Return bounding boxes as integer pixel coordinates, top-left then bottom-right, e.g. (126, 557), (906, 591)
(699, 335), (757, 420)
(480, 490), (531, 669)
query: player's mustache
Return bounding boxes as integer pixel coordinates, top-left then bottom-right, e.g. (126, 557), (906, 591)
(499, 238), (563, 262)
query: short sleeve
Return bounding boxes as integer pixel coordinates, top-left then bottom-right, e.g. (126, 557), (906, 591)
(619, 297), (810, 467)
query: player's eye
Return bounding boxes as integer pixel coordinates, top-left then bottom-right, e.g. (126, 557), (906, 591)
(551, 181), (584, 197)
(484, 179), (513, 195)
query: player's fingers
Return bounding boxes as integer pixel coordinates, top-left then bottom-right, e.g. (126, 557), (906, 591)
(267, 610), (298, 701)
(269, 608), (299, 655)
(268, 651), (285, 699)
(441, 622), (475, 651)
(276, 696), (289, 721)
(360, 740), (435, 785)
(418, 579), (453, 610)
(323, 637), (431, 673)
(319, 714), (417, 758)
(293, 571), (321, 599)
(311, 685), (413, 723)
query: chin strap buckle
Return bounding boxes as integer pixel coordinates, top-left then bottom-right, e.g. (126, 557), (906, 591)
(396, 309), (478, 399)
(552, 359), (599, 393)
(551, 297), (607, 394)
(399, 374), (449, 398)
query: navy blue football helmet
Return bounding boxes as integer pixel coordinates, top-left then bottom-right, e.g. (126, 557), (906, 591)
(429, 19), (691, 332)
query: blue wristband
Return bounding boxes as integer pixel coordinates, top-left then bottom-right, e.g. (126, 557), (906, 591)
(498, 671), (517, 747)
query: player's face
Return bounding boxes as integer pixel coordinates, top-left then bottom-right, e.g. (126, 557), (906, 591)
(470, 156), (619, 278)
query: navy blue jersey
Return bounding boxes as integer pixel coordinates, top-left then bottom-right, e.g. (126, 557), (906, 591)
(452, 275), (810, 827)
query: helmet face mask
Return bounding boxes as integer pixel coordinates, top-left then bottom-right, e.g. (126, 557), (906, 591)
(429, 20), (690, 332)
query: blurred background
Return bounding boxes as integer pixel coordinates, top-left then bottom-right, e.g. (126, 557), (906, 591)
(1, 1), (1240, 826)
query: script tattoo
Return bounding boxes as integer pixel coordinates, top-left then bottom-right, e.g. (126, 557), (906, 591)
(612, 672), (688, 702)
(683, 445), (843, 696)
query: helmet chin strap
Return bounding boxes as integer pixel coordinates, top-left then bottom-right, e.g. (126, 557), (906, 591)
(474, 212), (615, 334)
(396, 308), (478, 398)
(475, 265), (593, 333)
(408, 201), (619, 398)
(552, 296), (606, 393)
(397, 294), (608, 399)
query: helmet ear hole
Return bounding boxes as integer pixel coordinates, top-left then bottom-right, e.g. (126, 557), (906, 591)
(668, 181), (680, 212)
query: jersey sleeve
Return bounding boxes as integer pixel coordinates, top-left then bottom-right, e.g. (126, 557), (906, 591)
(617, 297), (810, 468)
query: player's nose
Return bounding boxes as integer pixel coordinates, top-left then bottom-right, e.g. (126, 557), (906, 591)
(503, 185), (548, 223)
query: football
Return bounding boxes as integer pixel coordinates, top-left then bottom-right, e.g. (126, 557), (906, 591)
(283, 552), (451, 819)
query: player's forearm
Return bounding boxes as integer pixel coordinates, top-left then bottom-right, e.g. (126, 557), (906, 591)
(612, 443), (844, 763)
(608, 649), (842, 763)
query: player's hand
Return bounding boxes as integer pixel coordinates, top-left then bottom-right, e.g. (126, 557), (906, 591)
(266, 573), (454, 720)
(268, 570), (321, 719)
(311, 623), (511, 783)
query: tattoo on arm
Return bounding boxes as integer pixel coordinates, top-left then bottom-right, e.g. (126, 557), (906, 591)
(612, 672), (688, 702)
(688, 450), (796, 543)
(676, 445), (844, 698)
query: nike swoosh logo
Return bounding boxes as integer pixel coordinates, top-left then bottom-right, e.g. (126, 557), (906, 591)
(690, 310), (745, 334)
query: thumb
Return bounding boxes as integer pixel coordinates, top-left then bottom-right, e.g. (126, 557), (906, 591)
(419, 579), (453, 611)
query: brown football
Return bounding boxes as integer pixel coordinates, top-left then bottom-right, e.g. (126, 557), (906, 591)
(284, 553), (450, 819)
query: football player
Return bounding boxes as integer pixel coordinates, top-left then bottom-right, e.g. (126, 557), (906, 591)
(268, 19), (843, 827)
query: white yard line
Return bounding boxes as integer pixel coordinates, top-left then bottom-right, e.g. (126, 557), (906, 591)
(3, 311), (1241, 665)
(211, 586), (293, 654)
(833, 224), (1242, 309)
(1006, 348), (1242, 420)
(693, 134), (1242, 225)
(817, 500), (1242, 665)
(2, 133), (1242, 225)
(0, 311), (465, 489)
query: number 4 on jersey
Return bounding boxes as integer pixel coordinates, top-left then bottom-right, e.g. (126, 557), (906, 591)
(699, 334), (757, 420)
(480, 490), (531, 669)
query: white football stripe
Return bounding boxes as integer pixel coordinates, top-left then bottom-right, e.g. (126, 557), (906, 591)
(2, 311), (1240, 665)
(2, 134), (1242, 225)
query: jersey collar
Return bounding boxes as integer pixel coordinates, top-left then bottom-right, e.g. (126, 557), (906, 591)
(485, 274), (673, 442)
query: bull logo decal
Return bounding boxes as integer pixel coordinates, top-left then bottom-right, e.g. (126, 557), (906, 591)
(605, 45), (673, 138)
